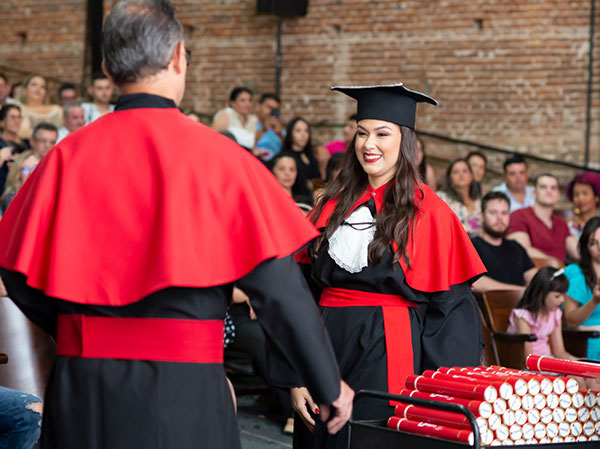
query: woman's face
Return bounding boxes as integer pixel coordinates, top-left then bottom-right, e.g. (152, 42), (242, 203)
(291, 120), (310, 151)
(272, 157), (297, 191)
(450, 161), (473, 190)
(230, 92), (253, 117)
(20, 155), (38, 184)
(543, 291), (565, 312)
(468, 155), (486, 183)
(573, 183), (598, 215)
(2, 108), (22, 134)
(354, 119), (402, 189)
(588, 228), (600, 263)
(25, 76), (47, 104)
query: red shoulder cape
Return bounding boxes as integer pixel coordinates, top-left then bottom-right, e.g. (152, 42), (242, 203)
(0, 108), (319, 305)
(309, 182), (486, 292)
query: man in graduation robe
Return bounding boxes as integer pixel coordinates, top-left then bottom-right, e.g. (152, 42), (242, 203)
(0, 1), (353, 448)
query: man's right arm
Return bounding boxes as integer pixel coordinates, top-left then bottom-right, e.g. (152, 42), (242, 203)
(471, 275), (525, 294)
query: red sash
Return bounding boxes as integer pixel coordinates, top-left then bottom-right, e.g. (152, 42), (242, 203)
(56, 314), (224, 363)
(319, 287), (415, 403)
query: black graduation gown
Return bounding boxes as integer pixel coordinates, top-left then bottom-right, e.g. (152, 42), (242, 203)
(294, 193), (483, 449)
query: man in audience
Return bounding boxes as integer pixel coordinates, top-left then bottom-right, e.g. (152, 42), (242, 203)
(30, 123), (58, 158)
(56, 103), (85, 142)
(325, 113), (357, 155)
(254, 92), (283, 160)
(471, 191), (537, 293)
(0, 74), (16, 106)
(507, 173), (579, 267)
(82, 72), (115, 123)
(0, 1), (351, 447)
(57, 83), (79, 106)
(493, 154), (535, 212)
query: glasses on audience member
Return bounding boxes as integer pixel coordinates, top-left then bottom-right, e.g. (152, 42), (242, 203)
(22, 165), (37, 175)
(185, 49), (191, 66)
(6, 113), (22, 120)
(342, 221), (375, 231)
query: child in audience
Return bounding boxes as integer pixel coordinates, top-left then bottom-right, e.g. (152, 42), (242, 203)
(508, 266), (596, 387)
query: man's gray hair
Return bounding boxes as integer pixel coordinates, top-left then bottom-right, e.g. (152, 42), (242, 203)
(63, 102), (83, 116)
(102, 0), (183, 85)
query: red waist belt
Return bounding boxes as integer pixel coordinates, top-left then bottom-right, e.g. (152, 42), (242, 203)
(56, 314), (224, 363)
(320, 287), (416, 403)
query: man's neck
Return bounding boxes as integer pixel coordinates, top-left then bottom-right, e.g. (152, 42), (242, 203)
(94, 101), (110, 113)
(118, 82), (180, 106)
(533, 203), (554, 222)
(1, 129), (17, 142)
(480, 230), (503, 247)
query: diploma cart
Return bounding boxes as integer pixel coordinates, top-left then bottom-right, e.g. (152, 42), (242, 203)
(348, 390), (600, 449)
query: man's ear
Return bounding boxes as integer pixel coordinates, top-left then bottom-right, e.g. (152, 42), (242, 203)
(101, 61), (117, 88)
(170, 40), (186, 75)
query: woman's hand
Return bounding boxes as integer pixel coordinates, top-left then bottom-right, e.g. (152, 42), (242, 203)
(291, 387), (319, 433)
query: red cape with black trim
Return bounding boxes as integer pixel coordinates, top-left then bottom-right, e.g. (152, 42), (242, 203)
(303, 182), (486, 292)
(0, 108), (319, 305)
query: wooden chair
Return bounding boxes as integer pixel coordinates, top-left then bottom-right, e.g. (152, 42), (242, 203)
(478, 304), (500, 366)
(481, 290), (537, 369)
(562, 315), (600, 359)
(530, 257), (565, 269)
(0, 297), (55, 397)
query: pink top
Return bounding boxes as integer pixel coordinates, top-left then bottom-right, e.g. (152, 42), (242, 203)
(325, 140), (347, 155)
(508, 308), (562, 356)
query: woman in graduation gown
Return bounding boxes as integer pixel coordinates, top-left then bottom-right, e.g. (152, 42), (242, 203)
(290, 84), (486, 449)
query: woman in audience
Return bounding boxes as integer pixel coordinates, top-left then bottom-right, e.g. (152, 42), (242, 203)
(466, 150), (487, 196)
(270, 153), (312, 211)
(280, 117), (321, 200)
(0, 150), (40, 214)
(17, 75), (62, 139)
(288, 84), (485, 448)
(211, 86), (258, 150)
(437, 158), (482, 236)
(416, 136), (437, 189)
(566, 172), (600, 240)
(563, 217), (600, 360)
(509, 266), (595, 387)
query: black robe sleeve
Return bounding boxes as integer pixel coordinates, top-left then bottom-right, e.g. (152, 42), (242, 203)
(238, 255), (341, 404)
(0, 268), (58, 337)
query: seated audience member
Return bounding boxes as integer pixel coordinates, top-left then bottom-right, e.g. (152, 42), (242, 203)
(57, 83), (79, 106)
(17, 75), (62, 139)
(566, 171), (600, 240)
(507, 174), (578, 266)
(313, 151), (344, 205)
(254, 93), (284, 160)
(211, 86), (258, 150)
(81, 73), (115, 124)
(416, 136), (437, 190)
(437, 158), (481, 236)
(508, 267), (596, 388)
(0, 385), (43, 449)
(324, 114), (357, 155)
(29, 123), (58, 159)
(0, 74), (16, 106)
(57, 103), (86, 143)
(471, 191), (536, 293)
(563, 217), (600, 360)
(0, 150), (40, 214)
(280, 117), (321, 201)
(466, 150), (487, 197)
(0, 105), (29, 152)
(269, 153), (312, 210)
(493, 154), (535, 212)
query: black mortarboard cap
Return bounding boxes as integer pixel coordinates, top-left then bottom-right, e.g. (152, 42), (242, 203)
(331, 83), (437, 130)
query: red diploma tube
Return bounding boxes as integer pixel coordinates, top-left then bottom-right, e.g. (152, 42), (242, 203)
(526, 354), (600, 379)
(387, 416), (474, 445)
(406, 375), (497, 403)
(437, 367), (515, 399)
(398, 388), (492, 418)
(394, 403), (476, 430)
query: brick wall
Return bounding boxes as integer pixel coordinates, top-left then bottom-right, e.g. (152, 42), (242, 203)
(1, 0), (598, 171)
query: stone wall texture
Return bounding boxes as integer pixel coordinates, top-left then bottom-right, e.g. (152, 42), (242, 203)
(1, 0), (599, 173)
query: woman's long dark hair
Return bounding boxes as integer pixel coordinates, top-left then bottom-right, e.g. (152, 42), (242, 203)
(444, 158), (479, 203)
(579, 217), (600, 291)
(282, 117), (314, 156)
(516, 266), (569, 321)
(311, 126), (422, 268)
